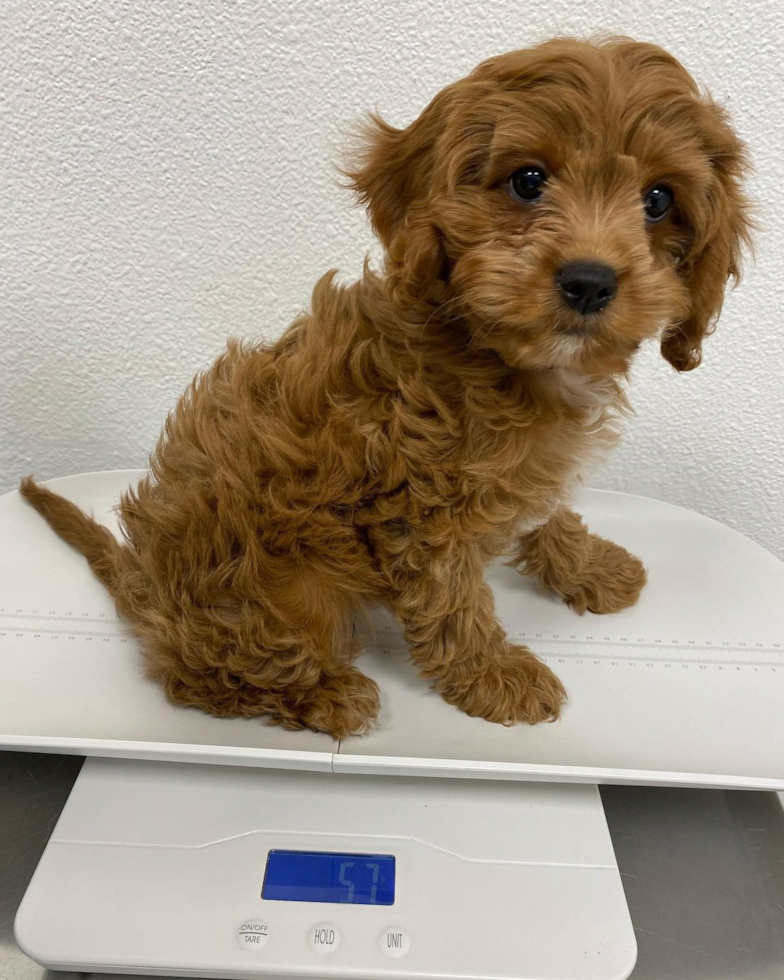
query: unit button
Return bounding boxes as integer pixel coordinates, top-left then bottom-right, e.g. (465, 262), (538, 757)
(310, 923), (340, 954)
(237, 919), (269, 952)
(380, 927), (411, 958)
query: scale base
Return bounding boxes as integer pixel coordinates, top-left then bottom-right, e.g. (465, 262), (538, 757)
(16, 757), (636, 980)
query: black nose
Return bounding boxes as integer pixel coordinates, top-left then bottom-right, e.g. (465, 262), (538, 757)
(557, 262), (617, 315)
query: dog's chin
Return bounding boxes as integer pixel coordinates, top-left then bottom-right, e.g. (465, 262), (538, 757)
(489, 324), (628, 374)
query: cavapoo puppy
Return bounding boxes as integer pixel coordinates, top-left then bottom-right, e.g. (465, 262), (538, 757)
(21, 37), (750, 736)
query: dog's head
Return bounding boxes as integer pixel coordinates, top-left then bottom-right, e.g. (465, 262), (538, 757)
(348, 38), (751, 374)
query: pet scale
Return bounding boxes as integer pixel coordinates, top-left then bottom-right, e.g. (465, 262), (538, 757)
(3, 471), (784, 980)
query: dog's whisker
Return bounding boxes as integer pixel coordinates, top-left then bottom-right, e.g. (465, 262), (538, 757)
(418, 294), (465, 340)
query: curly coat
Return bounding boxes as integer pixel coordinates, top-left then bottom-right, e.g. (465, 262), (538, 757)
(20, 37), (751, 736)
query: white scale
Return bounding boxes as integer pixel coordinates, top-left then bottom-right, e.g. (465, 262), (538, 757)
(2, 471), (784, 980)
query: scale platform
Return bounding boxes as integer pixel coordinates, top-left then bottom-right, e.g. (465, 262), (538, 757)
(5, 470), (784, 980)
(1, 470), (783, 789)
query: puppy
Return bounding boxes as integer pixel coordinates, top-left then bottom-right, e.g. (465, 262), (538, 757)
(21, 37), (750, 737)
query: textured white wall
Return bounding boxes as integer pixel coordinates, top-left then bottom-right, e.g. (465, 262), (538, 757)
(2, 0), (783, 556)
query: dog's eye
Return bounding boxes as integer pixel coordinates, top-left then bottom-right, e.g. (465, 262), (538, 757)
(643, 185), (674, 223)
(508, 165), (548, 202)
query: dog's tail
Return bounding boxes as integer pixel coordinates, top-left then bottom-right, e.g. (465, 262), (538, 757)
(19, 476), (123, 596)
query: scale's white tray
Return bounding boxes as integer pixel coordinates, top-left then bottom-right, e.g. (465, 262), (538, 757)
(1, 470), (783, 789)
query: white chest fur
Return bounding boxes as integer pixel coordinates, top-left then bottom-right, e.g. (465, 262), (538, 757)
(513, 370), (624, 535)
(545, 368), (620, 415)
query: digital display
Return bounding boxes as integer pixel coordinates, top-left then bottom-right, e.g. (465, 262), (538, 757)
(262, 850), (395, 905)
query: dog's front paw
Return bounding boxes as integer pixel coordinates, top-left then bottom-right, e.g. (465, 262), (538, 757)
(438, 646), (566, 725)
(566, 537), (647, 615)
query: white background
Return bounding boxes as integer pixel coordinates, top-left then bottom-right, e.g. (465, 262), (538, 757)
(2, 0), (782, 556)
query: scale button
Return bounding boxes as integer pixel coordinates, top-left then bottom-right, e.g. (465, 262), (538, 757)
(380, 927), (411, 958)
(237, 919), (270, 952)
(309, 923), (340, 954)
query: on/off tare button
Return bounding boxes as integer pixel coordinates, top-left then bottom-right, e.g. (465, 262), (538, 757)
(236, 919), (269, 951)
(380, 927), (411, 957)
(310, 923), (340, 954)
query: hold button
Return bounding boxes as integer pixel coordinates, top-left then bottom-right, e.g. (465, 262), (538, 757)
(310, 923), (340, 954)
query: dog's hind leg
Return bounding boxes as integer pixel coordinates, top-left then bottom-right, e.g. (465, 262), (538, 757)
(137, 585), (380, 737)
(512, 505), (647, 615)
(154, 658), (380, 738)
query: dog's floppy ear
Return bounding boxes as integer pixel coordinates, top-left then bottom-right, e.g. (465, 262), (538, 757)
(661, 102), (752, 372)
(346, 90), (453, 246)
(345, 89), (459, 305)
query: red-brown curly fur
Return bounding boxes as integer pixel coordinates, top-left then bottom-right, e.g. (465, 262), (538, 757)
(20, 37), (751, 736)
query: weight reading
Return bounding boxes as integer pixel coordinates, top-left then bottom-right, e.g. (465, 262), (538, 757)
(262, 850), (395, 906)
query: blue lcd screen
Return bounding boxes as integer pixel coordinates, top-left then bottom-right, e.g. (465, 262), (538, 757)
(262, 850), (395, 905)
